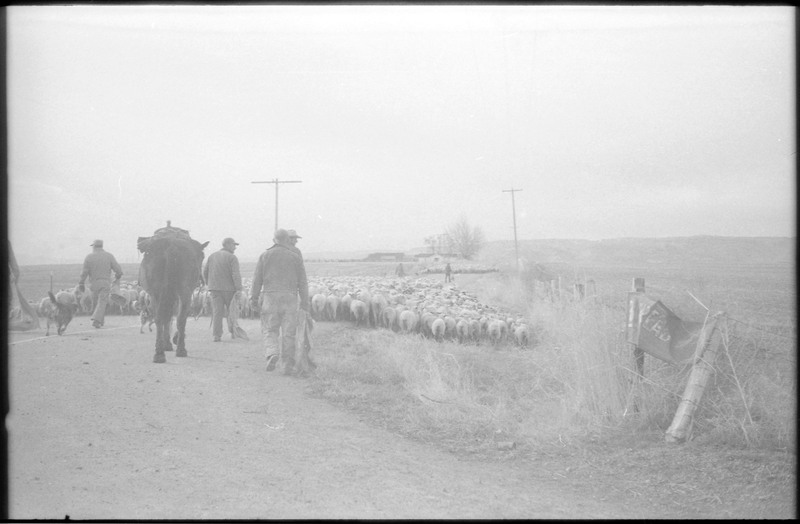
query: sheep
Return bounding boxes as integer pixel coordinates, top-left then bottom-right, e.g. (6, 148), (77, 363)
(201, 289), (213, 317)
(514, 324), (531, 347)
(455, 319), (471, 344)
(325, 294), (341, 321)
(190, 286), (205, 319)
(443, 316), (457, 340)
(123, 287), (139, 315)
(479, 316), (490, 337)
(398, 309), (418, 333)
(431, 317), (446, 341)
(79, 291), (93, 315)
(298, 275), (526, 346)
(339, 293), (353, 321)
(55, 289), (79, 309)
(469, 318), (482, 342)
(487, 319), (508, 346)
(380, 306), (398, 331)
(350, 299), (369, 327)
(356, 289), (372, 305)
(420, 312), (438, 337)
(311, 293), (328, 321)
(370, 293), (388, 328)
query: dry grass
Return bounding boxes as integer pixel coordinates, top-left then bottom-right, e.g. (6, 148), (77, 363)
(309, 264), (795, 452)
(305, 261), (795, 515)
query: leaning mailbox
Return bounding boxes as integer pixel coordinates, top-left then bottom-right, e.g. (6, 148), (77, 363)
(627, 293), (704, 365)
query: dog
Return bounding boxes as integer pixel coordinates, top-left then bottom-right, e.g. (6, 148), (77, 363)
(42, 291), (78, 336)
(135, 291), (155, 334)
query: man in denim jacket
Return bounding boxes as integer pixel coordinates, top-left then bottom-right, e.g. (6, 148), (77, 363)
(250, 229), (309, 375)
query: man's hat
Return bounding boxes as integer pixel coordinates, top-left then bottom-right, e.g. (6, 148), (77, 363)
(274, 229), (289, 243)
(287, 229), (302, 239)
(223, 237), (239, 246)
(90, 240), (103, 247)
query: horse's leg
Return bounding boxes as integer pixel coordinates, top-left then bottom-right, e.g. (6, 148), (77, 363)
(159, 295), (176, 355)
(175, 295), (190, 357)
(153, 298), (167, 363)
(165, 317), (174, 351)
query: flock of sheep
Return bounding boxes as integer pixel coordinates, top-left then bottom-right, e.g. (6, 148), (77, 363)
(303, 276), (531, 347)
(37, 275), (532, 347)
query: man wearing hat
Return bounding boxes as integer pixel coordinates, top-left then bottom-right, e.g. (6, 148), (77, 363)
(202, 237), (243, 342)
(250, 228), (309, 375)
(78, 240), (123, 329)
(286, 229), (303, 257)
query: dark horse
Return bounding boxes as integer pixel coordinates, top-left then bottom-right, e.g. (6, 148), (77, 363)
(138, 224), (209, 363)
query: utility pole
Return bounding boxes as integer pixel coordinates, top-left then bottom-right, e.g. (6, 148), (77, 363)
(251, 178), (303, 231)
(502, 188), (522, 274)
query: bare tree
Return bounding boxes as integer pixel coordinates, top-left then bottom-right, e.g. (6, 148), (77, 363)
(423, 235), (437, 254)
(444, 216), (485, 260)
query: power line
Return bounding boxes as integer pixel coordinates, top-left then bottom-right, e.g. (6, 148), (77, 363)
(251, 179), (303, 232)
(502, 188), (522, 274)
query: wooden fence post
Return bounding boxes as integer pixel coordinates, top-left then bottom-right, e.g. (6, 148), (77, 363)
(665, 312), (725, 443)
(631, 277), (646, 378)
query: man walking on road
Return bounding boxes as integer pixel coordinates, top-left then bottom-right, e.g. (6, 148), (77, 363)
(78, 240), (123, 328)
(202, 237), (243, 342)
(250, 228), (309, 375)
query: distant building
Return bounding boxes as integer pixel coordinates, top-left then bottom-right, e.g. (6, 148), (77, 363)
(414, 252), (460, 264)
(364, 252), (405, 262)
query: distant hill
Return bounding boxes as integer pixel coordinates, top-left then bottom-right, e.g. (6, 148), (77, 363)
(473, 236), (795, 270)
(304, 237), (795, 268)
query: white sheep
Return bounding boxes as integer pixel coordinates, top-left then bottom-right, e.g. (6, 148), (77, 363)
(487, 319), (508, 345)
(420, 312), (438, 338)
(370, 293), (388, 328)
(311, 293), (328, 321)
(514, 324), (531, 347)
(443, 316), (457, 340)
(340, 294), (353, 321)
(398, 309), (418, 333)
(468, 319), (481, 342)
(325, 294), (341, 321)
(431, 317), (446, 341)
(380, 306), (398, 331)
(350, 299), (369, 327)
(455, 319), (470, 344)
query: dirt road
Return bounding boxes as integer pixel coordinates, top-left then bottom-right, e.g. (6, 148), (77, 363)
(7, 314), (792, 519)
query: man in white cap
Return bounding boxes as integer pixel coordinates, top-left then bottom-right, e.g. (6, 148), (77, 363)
(78, 240), (123, 328)
(202, 237), (243, 342)
(250, 229), (309, 375)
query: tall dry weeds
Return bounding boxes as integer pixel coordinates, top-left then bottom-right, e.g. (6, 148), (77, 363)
(310, 268), (795, 452)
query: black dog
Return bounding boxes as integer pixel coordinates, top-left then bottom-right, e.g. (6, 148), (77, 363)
(44, 291), (78, 336)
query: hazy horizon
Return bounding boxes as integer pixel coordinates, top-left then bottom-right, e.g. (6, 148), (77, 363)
(10, 234), (795, 267)
(7, 6), (795, 265)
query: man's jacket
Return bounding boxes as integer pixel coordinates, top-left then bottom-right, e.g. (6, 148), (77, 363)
(80, 249), (123, 284)
(203, 249), (242, 292)
(251, 243), (309, 306)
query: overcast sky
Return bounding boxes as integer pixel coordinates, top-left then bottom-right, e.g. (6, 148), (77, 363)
(6, 5), (795, 264)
